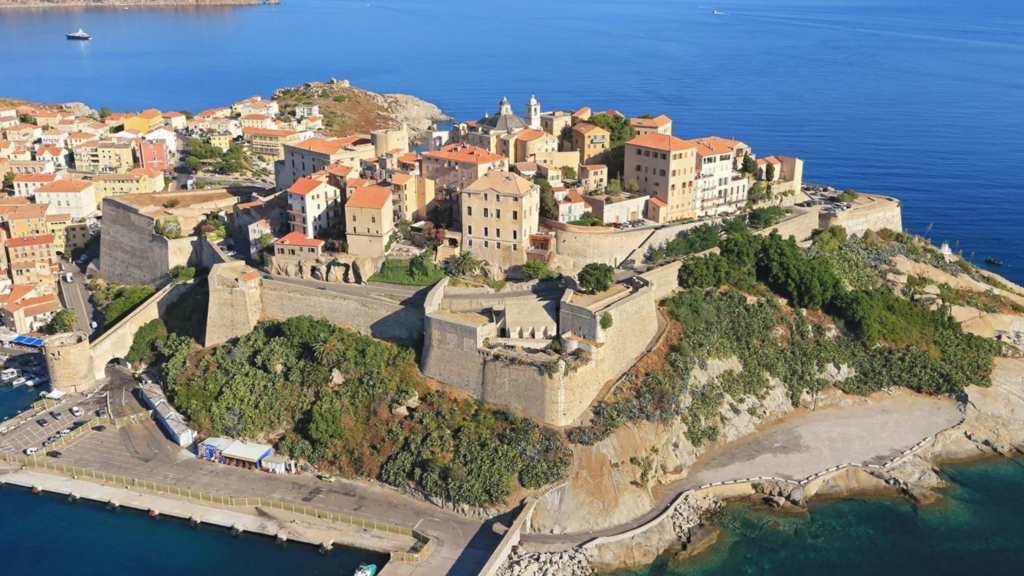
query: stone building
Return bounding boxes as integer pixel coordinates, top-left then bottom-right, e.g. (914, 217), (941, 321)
(286, 177), (341, 238)
(344, 185), (394, 258)
(629, 114), (672, 136)
(624, 133), (698, 223)
(570, 122), (610, 166)
(422, 143), (508, 196)
(686, 136), (750, 217)
(461, 171), (539, 268)
(34, 179), (99, 220)
(274, 136), (375, 191)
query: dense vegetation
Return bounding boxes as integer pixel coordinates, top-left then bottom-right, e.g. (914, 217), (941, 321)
(89, 280), (156, 326)
(578, 263), (614, 293)
(369, 252), (445, 286)
(570, 225), (1001, 448)
(586, 113), (636, 177)
(161, 316), (569, 507)
(44, 309), (77, 334)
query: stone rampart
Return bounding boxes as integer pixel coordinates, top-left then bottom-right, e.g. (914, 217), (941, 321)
(88, 282), (192, 380)
(819, 195), (903, 237)
(260, 280), (424, 345)
(550, 222), (652, 269)
(99, 199), (196, 285)
(205, 262), (262, 346)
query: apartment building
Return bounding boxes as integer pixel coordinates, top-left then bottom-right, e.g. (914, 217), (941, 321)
(242, 128), (305, 161)
(623, 133), (698, 223)
(554, 187), (590, 224)
(3, 204), (51, 238)
(35, 146), (68, 169)
(461, 171), (539, 268)
(571, 123), (610, 166)
(579, 164), (608, 192)
(422, 143), (508, 195)
(94, 171), (155, 201)
(45, 213), (90, 256)
(687, 136), (749, 217)
(162, 111), (187, 131)
(6, 234), (56, 294)
(12, 173), (61, 198)
(124, 109), (164, 134)
(75, 139), (135, 173)
(0, 285), (60, 334)
(511, 129), (558, 165)
(390, 173), (436, 222)
(344, 185), (394, 258)
(274, 136), (375, 190)
(286, 177), (341, 238)
(34, 179), (99, 220)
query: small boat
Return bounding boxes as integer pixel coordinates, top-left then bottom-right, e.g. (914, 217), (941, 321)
(353, 564), (377, 576)
(66, 28), (91, 41)
(985, 257), (1003, 267)
(713, 10), (726, 15)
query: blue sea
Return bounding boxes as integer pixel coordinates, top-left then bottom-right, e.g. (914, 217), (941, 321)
(0, 0), (1022, 282)
(1, 0), (1023, 573)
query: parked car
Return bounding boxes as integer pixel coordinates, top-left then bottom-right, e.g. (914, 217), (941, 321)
(92, 425), (107, 432)
(36, 418), (47, 427)
(24, 447), (38, 455)
(319, 474), (336, 483)
(96, 408), (108, 418)
(43, 438), (55, 447)
(46, 451), (63, 458)
(70, 406), (83, 417)
(58, 428), (72, 437)
(50, 411), (62, 420)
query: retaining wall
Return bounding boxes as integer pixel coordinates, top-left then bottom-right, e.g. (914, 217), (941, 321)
(819, 195), (903, 237)
(477, 500), (539, 576)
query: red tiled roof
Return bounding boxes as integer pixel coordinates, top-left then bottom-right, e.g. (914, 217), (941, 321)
(287, 177), (323, 196)
(649, 197), (667, 207)
(345, 185), (392, 210)
(36, 180), (93, 193)
(626, 133), (698, 152)
(423, 143), (505, 165)
(275, 232), (324, 248)
(13, 174), (58, 184)
(7, 234), (54, 248)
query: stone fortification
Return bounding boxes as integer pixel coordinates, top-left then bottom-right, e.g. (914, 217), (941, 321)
(99, 190), (242, 286)
(205, 263), (262, 346)
(421, 275), (661, 427)
(42, 332), (98, 394)
(264, 251), (374, 285)
(819, 194), (903, 237)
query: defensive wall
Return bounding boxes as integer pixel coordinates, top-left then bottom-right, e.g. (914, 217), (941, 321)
(421, 274), (662, 427)
(205, 262), (424, 347)
(44, 281), (192, 388)
(819, 195), (903, 238)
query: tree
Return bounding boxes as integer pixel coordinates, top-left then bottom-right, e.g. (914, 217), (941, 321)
(449, 250), (481, 277)
(522, 259), (553, 280)
(741, 153), (757, 175)
(180, 110), (194, 120)
(838, 188), (860, 202)
(396, 219), (412, 240)
(258, 233), (275, 250)
(535, 176), (557, 220)
(2, 171), (14, 190)
(423, 223), (446, 250)
(606, 177), (623, 195)
(44, 310), (77, 334)
(600, 312), (614, 330)
(99, 106), (112, 119)
(624, 179), (640, 194)
(747, 206), (787, 229)
(561, 165), (578, 180)
(578, 263), (614, 294)
(185, 156), (202, 173)
(765, 162), (776, 183)
(588, 113), (636, 178)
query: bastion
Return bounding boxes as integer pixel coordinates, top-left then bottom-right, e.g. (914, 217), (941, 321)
(43, 331), (99, 394)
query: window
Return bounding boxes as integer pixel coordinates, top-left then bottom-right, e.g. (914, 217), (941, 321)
(484, 227), (489, 237)
(468, 225), (473, 235)
(352, 214), (356, 222)
(484, 241), (489, 248)
(467, 206), (472, 216)
(484, 208), (489, 218)
(513, 244), (517, 251)
(496, 209), (501, 218)
(371, 216), (376, 223)
(496, 242), (501, 250)
(513, 230), (518, 240)
(513, 210), (518, 220)
(468, 239), (473, 247)
(496, 228), (501, 238)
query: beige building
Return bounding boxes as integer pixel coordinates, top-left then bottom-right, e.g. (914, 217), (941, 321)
(512, 129), (558, 165)
(624, 133), (698, 223)
(461, 171), (539, 268)
(422, 143), (508, 195)
(210, 133), (232, 153)
(344, 185), (394, 258)
(0, 285), (60, 334)
(688, 136), (750, 217)
(3, 204), (51, 238)
(12, 173), (61, 198)
(629, 115), (672, 136)
(34, 179), (99, 220)
(540, 110), (573, 140)
(94, 170), (156, 201)
(579, 164), (608, 192)
(242, 128), (304, 161)
(45, 213), (90, 256)
(162, 111), (187, 130)
(6, 234), (56, 294)
(275, 136), (375, 190)
(75, 139), (135, 173)
(571, 123), (610, 166)
(390, 173), (435, 222)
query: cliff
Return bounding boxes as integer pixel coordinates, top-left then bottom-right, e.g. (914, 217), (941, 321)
(0, 0), (265, 7)
(272, 78), (450, 142)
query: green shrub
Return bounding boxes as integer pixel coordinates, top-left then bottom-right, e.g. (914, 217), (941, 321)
(600, 312), (614, 330)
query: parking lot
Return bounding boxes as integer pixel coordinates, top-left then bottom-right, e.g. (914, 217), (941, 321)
(0, 392), (107, 455)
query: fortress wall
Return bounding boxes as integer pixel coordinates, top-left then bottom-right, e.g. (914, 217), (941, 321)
(99, 198), (199, 285)
(260, 280), (423, 344)
(639, 260), (683, 302)
(552, 225), (652, 268)
(480, 358), (564, 424)
(204, 263), (262, 347)
(820, 195), (903, 237)
(421, 313), (491, 397)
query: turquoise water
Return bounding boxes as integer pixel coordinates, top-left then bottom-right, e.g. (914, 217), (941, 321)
(609, 459), (1024, 576)
(0, 486), (387, 576)
(0, 385), (42, 421)
(0, 0), (1022, 282)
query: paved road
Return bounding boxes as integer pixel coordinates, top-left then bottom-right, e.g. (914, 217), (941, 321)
(58, 264), (97, 335)
(523, 393), (962, 546)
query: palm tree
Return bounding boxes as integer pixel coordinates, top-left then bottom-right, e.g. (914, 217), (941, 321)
(449, 250), (481, 277)
(313, 334), (343, 367)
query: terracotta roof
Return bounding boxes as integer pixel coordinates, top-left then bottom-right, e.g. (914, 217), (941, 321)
(22, 296), (61, 317)
(35, 146), (63, 157)
(36, 180), (93, 193)
(465, 171), (535, 197)
(287, 177), (324, 196)
(758, 156), (782, 165)
(13, 174), (59, 184)
(571, 107), (591, 118)
(290, 138), (349, 155)
(0, 285), (36, 306)
(594, 110), (624, 118)
(649, 197), (667, 207)
(345, 185), (392, 210)
(45, 213), (71, 223)
(162, 111), (184, 118)
(397, 152), (420, 164)
(137, 109), (162, 120)
(325, 163), (355, 177)
(275, 231), (324, 248)
(68, 131), (93, 140)
(239, 270), (262, 282)
(423, 143), (506, 166)
(240, 114), (269, 120)
(630, 114), (672, 129)
(558, 188), (586, 205)
(686, 136), (743, 157)
(583, 163), (607, 171)
(7, 234), (54, 248)
(572, 122), (606, 135)
(626, 133), (698, 152)
(391, 173), (412, 185)
(516, 129), (547, 142)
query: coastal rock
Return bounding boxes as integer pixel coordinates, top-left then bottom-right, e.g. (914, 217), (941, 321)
(498, 549), (594, 576)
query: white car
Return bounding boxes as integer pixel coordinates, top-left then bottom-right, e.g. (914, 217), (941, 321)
(70, 406), (83, 417)
(24, 447), (38, 455)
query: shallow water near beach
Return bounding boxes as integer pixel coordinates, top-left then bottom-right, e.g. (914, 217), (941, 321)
(607, 458), (1024, 576)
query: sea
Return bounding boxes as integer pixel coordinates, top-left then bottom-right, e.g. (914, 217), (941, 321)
(1, 0), (1023, 573)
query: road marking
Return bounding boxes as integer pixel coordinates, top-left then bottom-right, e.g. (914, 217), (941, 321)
(414, 518), (423, 529)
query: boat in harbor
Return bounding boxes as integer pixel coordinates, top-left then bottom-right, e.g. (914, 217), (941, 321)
(985, 257), (1003, 267)
(353, 564), (377, 576)
(65, 29), (91, 41)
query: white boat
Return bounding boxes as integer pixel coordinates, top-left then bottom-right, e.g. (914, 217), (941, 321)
(66, 28), (91, 41)
(353, 564), (377, 576)
(713, 10), (726, 15)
